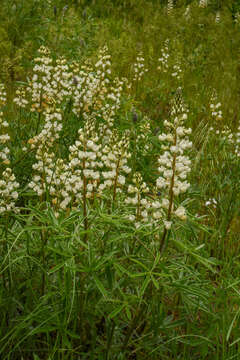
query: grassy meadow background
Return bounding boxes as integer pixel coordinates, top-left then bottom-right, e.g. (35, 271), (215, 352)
(0, 0), (240, 359)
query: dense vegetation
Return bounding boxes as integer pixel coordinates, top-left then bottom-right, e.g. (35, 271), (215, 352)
(0, 0), (240, 359)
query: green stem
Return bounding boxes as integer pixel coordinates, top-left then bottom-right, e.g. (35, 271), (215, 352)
(105, 321), (116, 360)
(122, 305), (143, 351)
(41, 227), (48, 296)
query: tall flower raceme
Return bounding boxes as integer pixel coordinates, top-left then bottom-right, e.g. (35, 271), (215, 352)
(72, 46), (124, 128)
(28, 108), (63, 198)
(99, 129), (132, 205)
(135, 116), (152, 155)
(157, 40), (183, 83)
(157, 40), (170, 74)
(67, 118), (102, 204)
(14, 49), (73, 114)
(156, 89), (192, 251)
(28, 113), (101, 217)
(125, 172), (152, 229)
(167, 0), (174, 16)
(50, 56), (73, 105)
(27, 46), (55, 114)
(0, 84), (7, 105)
(0, 85), (19, 214)
(13, 86), (28, 108)
(209, 90), (222, 121)
(208, 90), (234, 144)
(132, 52), (148, 83)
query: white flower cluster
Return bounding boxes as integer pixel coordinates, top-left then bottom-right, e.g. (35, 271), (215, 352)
(171, 64), (182, 81)
(0, 84), (7, 106)
(67, 118), (102, 204)
(28, 46), (54, 113)
(28, 109), (63, 197)
(158, 41), (183, 82)
(156, 92), (192, 227)
(0, 86), (20, 214)
(16, 46), (132, 215)
(167, 0), (174, 16)
(209, 126), (233, 144)
(0, 112), (10, 164)
(14, 47), (72, 114)
(235, 125), (240, 157)
(210, 91), (222, 121)
(132, 52), (148, 82)
(13, 87), (28, 108)
(99, 130), (131, 197)
(29, 115), (101, 214)
(125, 172), (152, 228)
(0, 168), (19, 214)
(135, 117), (152, 155)
(157, 40), (170, 73)
(28, 104), (133, 215)
(215, 11), (221, 23)
(199, 0), (208, 8)
(51, 57), (73, 104)
(234, 12), (240, 24)
(205, 198), (217, 208)
(72, 46), (124, 131)
(13, 46), (126, 142)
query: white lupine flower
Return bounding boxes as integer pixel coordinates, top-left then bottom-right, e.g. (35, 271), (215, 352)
(128, 214), (135, 221)
(141, 198), (148, 206)
(175, 206), (186, 220)
(118, 175), (125, 185)
(141, 210), (148, 218)
(156, 177), (166, 189)
(161, 198), (169, 209)
(164, 221), (172, 230)
(199, 0), (207, 8)
(153, 211), (162, 220)
(152, 201), (161, 209)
